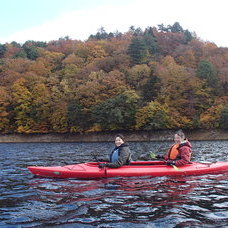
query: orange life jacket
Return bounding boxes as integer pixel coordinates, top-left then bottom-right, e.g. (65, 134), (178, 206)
(168, 144), (180, 160)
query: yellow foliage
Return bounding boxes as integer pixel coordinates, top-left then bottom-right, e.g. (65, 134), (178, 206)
(200, 104), (224, 128)
(86, 124), (102, 133)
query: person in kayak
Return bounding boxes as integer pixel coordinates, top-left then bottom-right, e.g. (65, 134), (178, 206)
(156, 130), (192, 166)
(98, 134), (132, 168)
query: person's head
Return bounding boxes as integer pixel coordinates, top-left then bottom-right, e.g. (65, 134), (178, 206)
(174, 130), (185, 144)
(115, 134), (125, 147)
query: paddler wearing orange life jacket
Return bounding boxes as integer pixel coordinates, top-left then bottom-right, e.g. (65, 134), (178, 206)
(156, 130), (192, 166)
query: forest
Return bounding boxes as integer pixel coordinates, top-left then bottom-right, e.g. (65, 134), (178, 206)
(0, 22), (227, 133)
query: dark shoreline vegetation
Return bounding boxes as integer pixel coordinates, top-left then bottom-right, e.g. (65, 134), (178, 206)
(0, 22), (227, 134)
(0, 129), (227, 143)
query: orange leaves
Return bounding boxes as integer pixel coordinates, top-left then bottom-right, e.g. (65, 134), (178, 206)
(126, 64), (151, 90)
(0, 25), (227, 133)
(0, 86), (10, 132)
(75, 70), (128, 108)
(135, 101), (171, 129)
(200, 104), (224, 129)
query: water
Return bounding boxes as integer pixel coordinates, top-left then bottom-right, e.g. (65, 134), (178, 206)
(0, 140), (228, 227)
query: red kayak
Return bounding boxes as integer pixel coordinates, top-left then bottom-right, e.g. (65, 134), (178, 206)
(28, 161), (228, 179)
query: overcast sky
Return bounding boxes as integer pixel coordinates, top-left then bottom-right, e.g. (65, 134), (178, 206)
(0, 0), (227, 47)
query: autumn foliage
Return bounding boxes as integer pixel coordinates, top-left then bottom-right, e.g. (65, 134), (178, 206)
(0, 23), (227, 133)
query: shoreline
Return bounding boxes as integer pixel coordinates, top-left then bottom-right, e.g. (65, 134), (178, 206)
(0, 129), (227, 143)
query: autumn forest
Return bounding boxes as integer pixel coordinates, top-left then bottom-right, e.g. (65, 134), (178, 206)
(0, 22), (227, 134)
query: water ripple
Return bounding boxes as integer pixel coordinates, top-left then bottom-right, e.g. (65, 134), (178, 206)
(0, 141), (228, 227)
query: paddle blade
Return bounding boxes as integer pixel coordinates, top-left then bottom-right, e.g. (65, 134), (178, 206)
(172, 165), (182, 172)
(149, 153), (156, 159)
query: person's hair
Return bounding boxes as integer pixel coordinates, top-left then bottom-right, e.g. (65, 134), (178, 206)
(115, 134), (125, 142)
(175, 129), (185, 139)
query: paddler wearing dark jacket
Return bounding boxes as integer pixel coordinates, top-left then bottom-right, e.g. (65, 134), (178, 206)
(156, 130), (192, 166)
(98, 134), (132, 168)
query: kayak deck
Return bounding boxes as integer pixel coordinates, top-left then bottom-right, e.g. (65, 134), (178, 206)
(27, 161), (228, 179)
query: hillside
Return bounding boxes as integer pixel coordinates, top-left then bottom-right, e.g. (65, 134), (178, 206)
(0, 22), (227, 133)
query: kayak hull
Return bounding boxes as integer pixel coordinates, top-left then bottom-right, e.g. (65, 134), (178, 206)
(27, 161), (228, 179)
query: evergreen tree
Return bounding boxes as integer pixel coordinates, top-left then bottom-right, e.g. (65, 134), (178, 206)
(143, 33), (159, 55)
(0, 44), (6, 58)
(142, 74), (161, 102)
(184, 29), (193, 43)
(219, 106), (228, 129)
(170, 22), (184, 33)
(92, 90), (139, 130)
(127, 38), (148, 64)
(67, 102), (91, 130)
(197, 60), (218, 89)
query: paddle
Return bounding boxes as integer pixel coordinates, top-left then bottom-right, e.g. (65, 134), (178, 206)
(149, 152), (157, 159)
(149, 152), (182, 172)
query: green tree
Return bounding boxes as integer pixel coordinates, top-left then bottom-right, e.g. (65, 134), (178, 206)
(158, 23), (169, 32)
(13, 50), (27, 59)
(68, 101), (92, 132)
(219, 106), (228, 129)
(170, 22), (184, 33)
(183, 30), (193, 43)
(127, 38), (148, 64)
(143, 33), (160, 55)
(197, 60), (218, 89)
(89, 27), (114, 40)
(142, 74), (161, 102)
(22, 40), (46, 60)
(0, 44), (6, 58)
(92, 90), (140, 130)
(136, 101), (174, 130)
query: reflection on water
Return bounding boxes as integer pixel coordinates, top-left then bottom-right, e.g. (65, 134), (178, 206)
(0, 141), (228, 227)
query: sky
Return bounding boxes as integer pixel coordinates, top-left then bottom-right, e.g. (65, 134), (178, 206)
(0, 0), (227, 47)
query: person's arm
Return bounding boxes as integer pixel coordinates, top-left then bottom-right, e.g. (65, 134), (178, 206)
(162, 148), (171, 160)
(105, 147), (130, 168)
(174, 147), (191, 166)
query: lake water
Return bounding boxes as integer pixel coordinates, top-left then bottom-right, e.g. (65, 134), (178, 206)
(0, 141), (228, 227)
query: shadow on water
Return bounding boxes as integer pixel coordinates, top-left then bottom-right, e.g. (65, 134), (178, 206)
(0, 140), (228, 227)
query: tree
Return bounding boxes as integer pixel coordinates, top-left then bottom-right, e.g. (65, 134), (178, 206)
(200, 104), (224, 129)
(170, 22), (184, 33)
(92, 90), (139, 130)
(49, 102), (68, 133)
(184, 30), (193, 43)
(155, 56), (214, 126)
(136, 101), (174, 129)
(67, 101), (91, 132)
(219, 106), (228, 129)
(125, 64), (151, 90)
(89, 27), (115, 40)
(0, 44), (6, 58)
(127, 38), (148, 64)
(75, 70), (127, 108)
(0, 86), (10, 132)
(197, 60), (218, 89)
(143, 33), (160, 55)
(158, 23), (169, 32)
(142, 74), (161, 102)
(22, 40), (46, 60)
(30, 83), (52, 132)
(156, 32), (186, 55)
(11, 78), (33, 133)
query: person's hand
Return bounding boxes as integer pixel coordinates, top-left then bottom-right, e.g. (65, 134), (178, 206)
(155, 155), (163, 160)
(166, 160), (176, 166)
(98, 163), (107, 168)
